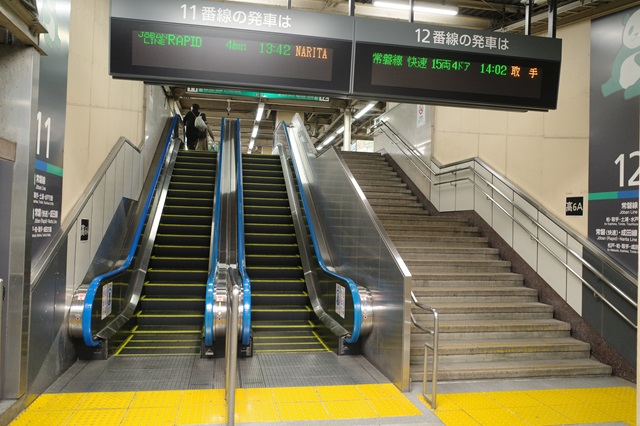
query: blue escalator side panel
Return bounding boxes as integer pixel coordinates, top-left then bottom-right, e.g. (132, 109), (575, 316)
(82, 115), (180, 347)
(204, 118), (226, 347)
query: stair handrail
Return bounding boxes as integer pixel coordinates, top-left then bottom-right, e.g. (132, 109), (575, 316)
(204, 118), (226, 347)
(375, 120), (637, 329)
(235, 119), (252, 346)
(410, 291), (439, 410)
(278, 121), (372, 344)
(225, 268), (241, 426)
(70, 115), (181, 347)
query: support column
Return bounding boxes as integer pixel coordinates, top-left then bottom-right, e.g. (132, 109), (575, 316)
(524, 0), (533, 36)
(548, 0), (557, 38)
(342, 109), (352, 151)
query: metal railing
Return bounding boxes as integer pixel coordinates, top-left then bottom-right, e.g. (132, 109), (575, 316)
(376, 121), (637, 329)
(225, 270), (241, 426)
(410, 291), (439, 410)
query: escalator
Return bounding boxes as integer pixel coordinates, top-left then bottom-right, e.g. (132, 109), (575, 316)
(115, 149), (217, 356)
(242, 154), (327, 353)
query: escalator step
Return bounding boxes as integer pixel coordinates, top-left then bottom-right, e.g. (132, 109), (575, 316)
(160, 215), (213, 226)
(151, 245), (210, 257)
(165, 196), (213, 207)
(115, 347), (201, 356)
(140, 296), (206, 311)
(148, 256), (209, 270)
(243, 182), (286, 192)
(154, 234), (211, 246)
(146, 269), (208, 282)
(244, 233), (297, 245)
(173, 168), (216, 178)
(244, 223), (295, 234)
(161, 205), (213, 216)
(243, 214), (292, 225)
(166, 189), (215, 200)
(243, 176), (285, 186)
(143, 282), (205, 297)
(250, 292), (308, 306)
(244, 243), (299, 255)
(157, 224), (212, 235)
(251, 320), (318, 331)
(250, 279), (305, 292)
(132, 325), (202, 333)
(135, 311), (204, 326)
(243, 205), (291, 216)
(245, 266), (303, 279)
(170, 175), (215, 185)
(245, 254), (300, 266)
(251, 306), (312, 322)
(244, 197), (289, 208)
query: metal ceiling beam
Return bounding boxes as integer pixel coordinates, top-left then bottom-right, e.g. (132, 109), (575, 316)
(0, 0), (46, 54)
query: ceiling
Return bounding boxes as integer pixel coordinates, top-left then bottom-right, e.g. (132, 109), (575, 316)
(2, 0), (638, 151)
(167, 0), (638, 153)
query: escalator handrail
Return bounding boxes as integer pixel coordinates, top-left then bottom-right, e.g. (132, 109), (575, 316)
(235, 120), (252, 346)
(204, 118), (226, 347)
(280, 121), (363, 343)
(81, 115), (180, 347)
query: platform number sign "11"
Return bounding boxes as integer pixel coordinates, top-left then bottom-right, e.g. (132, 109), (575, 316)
(36, 111), (51, 159)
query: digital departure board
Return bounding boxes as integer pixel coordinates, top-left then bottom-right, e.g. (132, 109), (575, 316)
(352, 18), (562, 111)
(110, 1), (354, 95)
(110, 0), (563, 111)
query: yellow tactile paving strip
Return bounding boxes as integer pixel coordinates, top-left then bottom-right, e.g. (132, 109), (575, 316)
(420, 386), (637, 426)
(9, 383), (422, 425)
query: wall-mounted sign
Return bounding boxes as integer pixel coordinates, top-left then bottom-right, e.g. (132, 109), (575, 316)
(565, 197), (584, 216)
(80, 219), (89, 242)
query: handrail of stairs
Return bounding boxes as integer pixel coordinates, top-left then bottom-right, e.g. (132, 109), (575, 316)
(225, 269), (242, 426)
(410, 291), (439, 410)
(375, 120), (637, 330)
(277, 120), (373, 346)
(235, 119), (252, 347)
(68, 116), (182, 347)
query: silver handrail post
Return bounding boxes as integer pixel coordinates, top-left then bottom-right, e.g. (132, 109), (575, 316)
(411, 292), (439, 410)
(225, 280), (240, 426)
(422, 310), (439, 409)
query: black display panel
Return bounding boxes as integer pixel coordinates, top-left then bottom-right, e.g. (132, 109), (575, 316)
(353, 42), (561, 110)
(110, 18), (353, 95)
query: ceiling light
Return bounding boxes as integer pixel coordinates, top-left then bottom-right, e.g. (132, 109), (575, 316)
(251, 124), (259, 139)
(255, 102), (265, 122)
(320, 135), (336, 147)
(373, 0), (458, 15)
(354, 102), (377, 120)
(336, 126), (345, 134)
(248, 138), (255, 150)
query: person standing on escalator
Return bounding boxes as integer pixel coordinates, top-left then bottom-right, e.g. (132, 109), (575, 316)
(183, 103), (207, 150)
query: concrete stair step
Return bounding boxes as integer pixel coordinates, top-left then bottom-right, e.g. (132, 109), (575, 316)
(378, 214), (468, 224)
(360, 187), (413, 195)
(388, 228), (481, 238)
(364, 192), (418, 201)
(411, 286), (537, 303)
(410, 358), (612, 381)
(405, 258), (512, 271)
(411, 337), (590, 355)
(369, 198), (422, 208)
(383, 222), (475, 232)
(397, 247), (501, 260)
(411, 302), (553, 320)
(351, 175), (403, 184)
(394, 236), (490, 248)
(371, 205), (428, 214)
(411, 271), (523, 283)
(411, 322), (568, 342)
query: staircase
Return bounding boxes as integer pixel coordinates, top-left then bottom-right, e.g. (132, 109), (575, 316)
(341, 151), (612, 381)
(115, 150), (216, 356)
(242, 154), (327, 353)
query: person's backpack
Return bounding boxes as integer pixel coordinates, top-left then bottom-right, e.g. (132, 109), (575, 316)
(194, 113), (207, 132)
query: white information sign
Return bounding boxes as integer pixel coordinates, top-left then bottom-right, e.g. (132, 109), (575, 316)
(101, 282), (113, 320)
